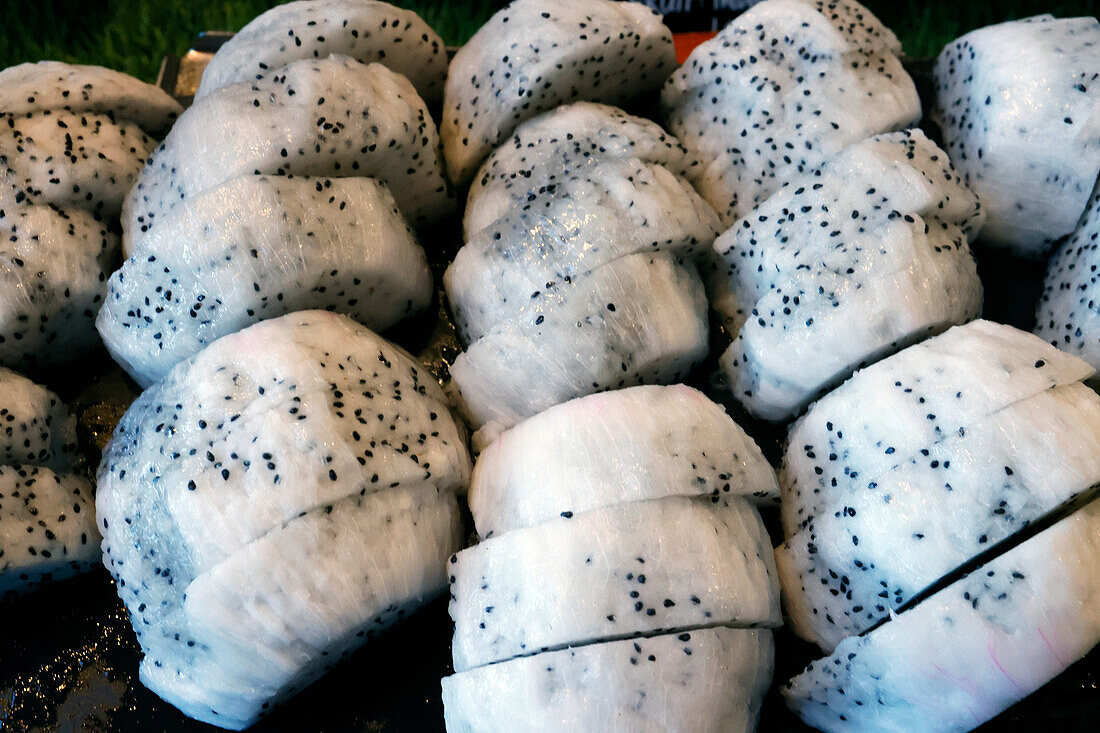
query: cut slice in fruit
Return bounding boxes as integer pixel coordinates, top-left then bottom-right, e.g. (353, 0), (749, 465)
(448, 494), (779, 672)
(450, 252), (708, 437)
(470, 384), (777, 537)
(781, 320), (1094, 537)
(141, 483), (463, 730)
(778, 381), (1100, 650)
(784, 495), (1100, 732)
(443, 627), (772, 733)
(441, 0), (675, 185)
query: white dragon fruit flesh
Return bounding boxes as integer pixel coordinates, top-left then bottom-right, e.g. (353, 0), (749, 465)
(444, 385), (779, 730)
(449, 251), (708, 439)
(469, 384), (777, 538)
(443, 627), (773, 733)
(778, 380), (1100, 650)
(0, 366), (77, 471)
(785, 495), (1100, 732)
(0, 464), (99, 600)
(0, 61), (182, 138)
(0, 367), (95, 598)
(781, 319), (1093, 538)
(124, 55), (453, 254)
(98, 173), (432, 388)
(441, 0), (676, 185)
(463, 101), (701, 237)
(195, 0), (447, 106)
(1035, 181), (1100, 371)
(0, 198), (117, 373)
(96, 311), (470, 729)
(445, 155), (718, 343)
(715, 129), (983, 421)
(167, 482), (461, 729)
(0, 110), (154, 217)
(448, 494), (779, 672)
(932, 15), (1100, 257)
(661, 0), (921, 226)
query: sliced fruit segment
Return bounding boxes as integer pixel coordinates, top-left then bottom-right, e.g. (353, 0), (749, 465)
(0, 366), (77, 471)
(195, 0), (447, 105)
(0, 60), (182, 137)
(139, 483), (462, 730)
(449, 495), (779, 672)
(442, 0), (675, 185)
(781, 319), (1094, 536)
(464, 101), (700, 237)
(1035, 181), (1100, 372)
(99, 174), (432, 387)
(778, 381), (1100, 650)
(443, 627), (773, 733)
(0, 110), (153, 216)
(0, 465), (98, 598)
(0, 200), (116, 372)
(450, 252), (708, 436)
(470, 384), (777, 537)
(784, 496), (1100, 732)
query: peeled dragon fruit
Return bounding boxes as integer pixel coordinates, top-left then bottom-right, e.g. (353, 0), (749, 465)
(445, 107), (719, 440)
(785, 496), (1100, 732)
(444, 385), (780, 731)
(124, 55), (453, 254)
(195, 0), (447, 106)
(775, 319), (1100, 657)
(97, 173), (432, 387)
(932, 15), (1100, 256)
(661, 0), (920, 226)
(441, 0), (676, 185)
(0, 60), (176, 371)
(96, 311), (470, 729)
(714, 129), (983, 421)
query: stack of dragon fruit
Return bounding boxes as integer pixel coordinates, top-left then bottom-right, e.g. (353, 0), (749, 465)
(99, 0), (459, 387)
(439, 0), (716, 445)
(0, 368), (98, 599)
(0, 0), (1097, 731)
(435, 0), (1100, 731)
(0, 62), (181, 372)
(442, 385), (780, 730)
(0, 59), (180, 599)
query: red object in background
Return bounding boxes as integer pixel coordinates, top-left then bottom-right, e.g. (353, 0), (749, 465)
(673, 31), (717, 63)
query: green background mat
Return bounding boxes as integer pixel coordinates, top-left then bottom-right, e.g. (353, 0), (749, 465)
(1, 0), (1098, 83)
